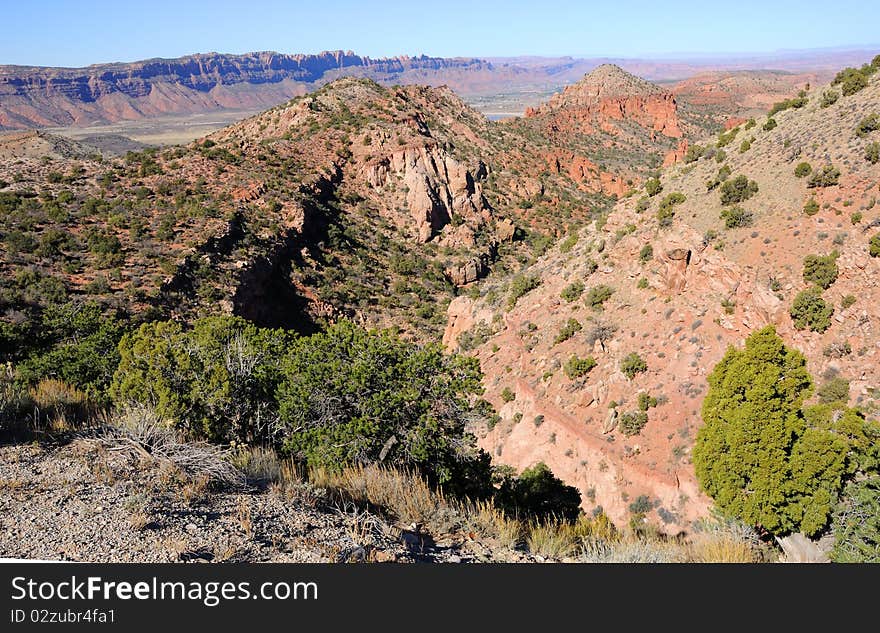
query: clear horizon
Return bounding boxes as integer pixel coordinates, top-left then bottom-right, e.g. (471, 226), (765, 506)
(3, 0), (879, 67)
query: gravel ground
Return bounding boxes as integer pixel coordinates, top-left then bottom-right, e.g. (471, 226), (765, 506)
(0, 439), (529, 563)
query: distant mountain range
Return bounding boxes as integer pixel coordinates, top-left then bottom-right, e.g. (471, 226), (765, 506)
(1, 47), (876, 129)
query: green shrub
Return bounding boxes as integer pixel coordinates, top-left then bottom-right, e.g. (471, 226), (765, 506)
(717, 128), (740, 148)
(14, 301), (126, 402)
(762, 118), (777, 131)
(803, 198), (820, 216)
(808, 165), (840, 188)
(620, 352), (648, 379)
(768, 94), (808, 116)
(275, 320), (492, 495)
(870, 233), (880, 257)
(720, 206), (753, 229)
(739, 139), (751, 153)
(720, 175), (758, 206)
(657, 192), (685, 226)
(817, 377), (850, 404)
(693, 327), (849, 536)
(802, 252), (839, 289)
(619, 411), (649, 436)
(794, 162), (812, 178)
(834, 67), (869, 96)
(790, 287), (833, 332)
(639, 243), (653, 263)
(684, 144), (704, 164)
(715, 149), (727, 163)
(820, 90), (840, 108)
(856, 114), (880, 138)
(507, 274), (541, 309)
(494, 462), (582, 523)
(111, 316), (292, 443)
(866, 142), (880, 165)
(706, 165), (732, 191)
(554, 318), (582, 345)
(850, 212), (863, 224)
(583, 258), (598, 275)
(831, 476), (880, 562)
(501, 387), (516, 402)
(645, 178), (662, 197)
(638, 392), (658, 411)
(635, 197), (650, 213)
(840, 295), (857, 309)
(559, 233), (579, 253)
(560, 281), (584, 303)
(564, 355), (597, 379)
(585, 284), (615, 310)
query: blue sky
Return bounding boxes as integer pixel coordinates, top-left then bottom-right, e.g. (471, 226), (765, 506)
(3, 0), (879, 67)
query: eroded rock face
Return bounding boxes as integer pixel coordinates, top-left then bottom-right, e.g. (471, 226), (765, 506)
(663, 247), (692, 292)
(526, 64), (684, 139)
(0, 51), (490, 128)
(664, 139), (689, 167)
(545, 150), (630, 197)
(363, 142), (487, 242)
(445, 255), (490, 286)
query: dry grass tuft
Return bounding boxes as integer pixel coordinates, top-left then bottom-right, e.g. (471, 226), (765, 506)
(231, 446), (282, 485)
(686, 517), (763, 563)
(90, 403), (244, 488)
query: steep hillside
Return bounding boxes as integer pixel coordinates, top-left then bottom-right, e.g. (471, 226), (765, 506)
(445, 62), (880, 530)
(0, 77), (616, 342)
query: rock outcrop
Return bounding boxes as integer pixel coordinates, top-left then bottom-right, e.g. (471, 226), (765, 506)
(363, 142), (488, 242)
(526, 64), (683, 139)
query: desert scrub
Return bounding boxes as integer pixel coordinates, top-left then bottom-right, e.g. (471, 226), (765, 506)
(807, 165), (841, 188)
(619, 411), (648, 436)
(866, 142), (880, 165)
(803, 198), (820, 216)
(564, 355), (597, 380)
(559, 233), (578, 254)
(620, 353), (648, 379)
(507, 274), (541, 309)
(645, 177), (662, 197)
(553, 318), (583, 345)
(560, 281), (584, 303)
(855, 113), (879, 138)
(790, 287), (833, 332)
(720, 206), (753, 229)
(802, 252), (839, 289)
(638, 392), (658, 411)
(639, 244), (653, 263)
(720, 175), (758, 206)
(820, 90), (839, 108)
(870, 233), (880, 258)
(585, 284), (615, 310)
(794, 162), (812, 178)
(656, 192), (685, 226)
(500, 387), (516, 403)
